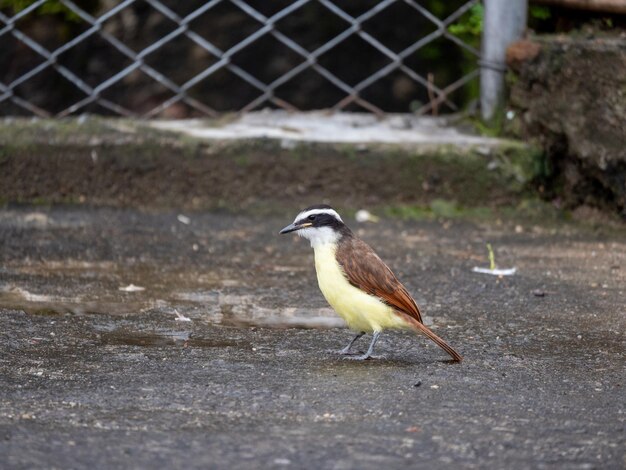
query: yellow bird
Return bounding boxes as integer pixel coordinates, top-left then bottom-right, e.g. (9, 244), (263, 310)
(280, 204), (462, 361)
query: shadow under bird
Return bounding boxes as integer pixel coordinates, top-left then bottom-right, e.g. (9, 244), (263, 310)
(280, 204), (462, 362)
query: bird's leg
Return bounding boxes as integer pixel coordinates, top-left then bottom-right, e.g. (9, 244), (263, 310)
(339, 331), (366, 355)
(343, 331), (380, 361)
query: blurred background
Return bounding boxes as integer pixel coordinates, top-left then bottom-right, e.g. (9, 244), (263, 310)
(2, 0), (622, 117)
(0, 0), (486, 117)
(2, 0), (624, 217)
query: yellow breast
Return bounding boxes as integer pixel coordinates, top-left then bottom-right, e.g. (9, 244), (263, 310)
(313, 244), (408, 333)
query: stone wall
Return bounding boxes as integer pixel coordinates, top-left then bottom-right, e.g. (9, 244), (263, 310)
(507, 35), (626, 216)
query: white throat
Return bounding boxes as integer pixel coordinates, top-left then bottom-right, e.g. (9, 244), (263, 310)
(298, 226), (340, 248)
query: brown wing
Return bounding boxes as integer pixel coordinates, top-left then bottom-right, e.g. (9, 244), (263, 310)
(335, 236), (423, 323)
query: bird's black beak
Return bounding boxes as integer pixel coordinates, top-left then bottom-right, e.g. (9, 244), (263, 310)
(279, 222), (312, 234)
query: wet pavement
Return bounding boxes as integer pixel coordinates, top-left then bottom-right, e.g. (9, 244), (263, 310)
(0, 207), (624, 469)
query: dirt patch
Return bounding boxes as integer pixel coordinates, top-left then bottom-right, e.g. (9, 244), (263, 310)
(0, 118), (540, 213)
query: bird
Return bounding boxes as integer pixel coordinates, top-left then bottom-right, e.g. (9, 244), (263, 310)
(279, 204), (462, 362)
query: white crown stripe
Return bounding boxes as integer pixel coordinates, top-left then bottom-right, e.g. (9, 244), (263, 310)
(295, 209), (343, 223)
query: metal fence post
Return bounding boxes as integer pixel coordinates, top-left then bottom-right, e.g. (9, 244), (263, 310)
(480, 0), (528, 123)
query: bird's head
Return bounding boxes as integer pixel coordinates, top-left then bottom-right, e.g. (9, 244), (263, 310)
(279, 204), (348, 247)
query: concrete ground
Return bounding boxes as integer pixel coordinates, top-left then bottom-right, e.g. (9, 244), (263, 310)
(0, 207), (624, 469)
(149, 111), (502, 146)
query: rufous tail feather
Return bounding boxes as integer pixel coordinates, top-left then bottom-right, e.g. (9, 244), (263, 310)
(404, 316), (462, 362)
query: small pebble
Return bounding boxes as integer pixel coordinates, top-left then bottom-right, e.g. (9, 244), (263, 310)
(413, 381), (422, 388)
(177, 214), (190, 225)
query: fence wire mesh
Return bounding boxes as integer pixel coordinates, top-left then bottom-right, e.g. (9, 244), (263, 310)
(1, 0), (481, 118)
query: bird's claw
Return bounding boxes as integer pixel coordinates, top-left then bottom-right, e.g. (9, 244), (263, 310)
(341, 354), (372, 361)
(338, 349), (364, 356)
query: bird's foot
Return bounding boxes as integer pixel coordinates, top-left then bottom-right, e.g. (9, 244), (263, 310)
(341, 353), (373, 361)
(338, 348), (364, 356)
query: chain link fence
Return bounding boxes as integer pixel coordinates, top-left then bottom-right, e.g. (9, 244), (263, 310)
(1, 0), (482, 118)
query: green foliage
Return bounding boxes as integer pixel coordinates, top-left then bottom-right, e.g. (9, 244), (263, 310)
(429, 199), (460, 218)
(0, 0), (80, 22)
(529, 5), (551, 21)
(448, 4), (483, 39)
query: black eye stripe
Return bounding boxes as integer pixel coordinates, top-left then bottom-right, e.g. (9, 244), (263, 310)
(296, 210), (343, 226)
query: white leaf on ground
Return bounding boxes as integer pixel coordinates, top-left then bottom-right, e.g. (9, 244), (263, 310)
(173, 309), (191, 322)
(118, 284), (145, 292)
(355, 210), (380, 223)
(472, 267), (517, 276)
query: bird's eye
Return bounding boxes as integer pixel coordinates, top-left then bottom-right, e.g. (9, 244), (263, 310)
(308, 215), (316, 221)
